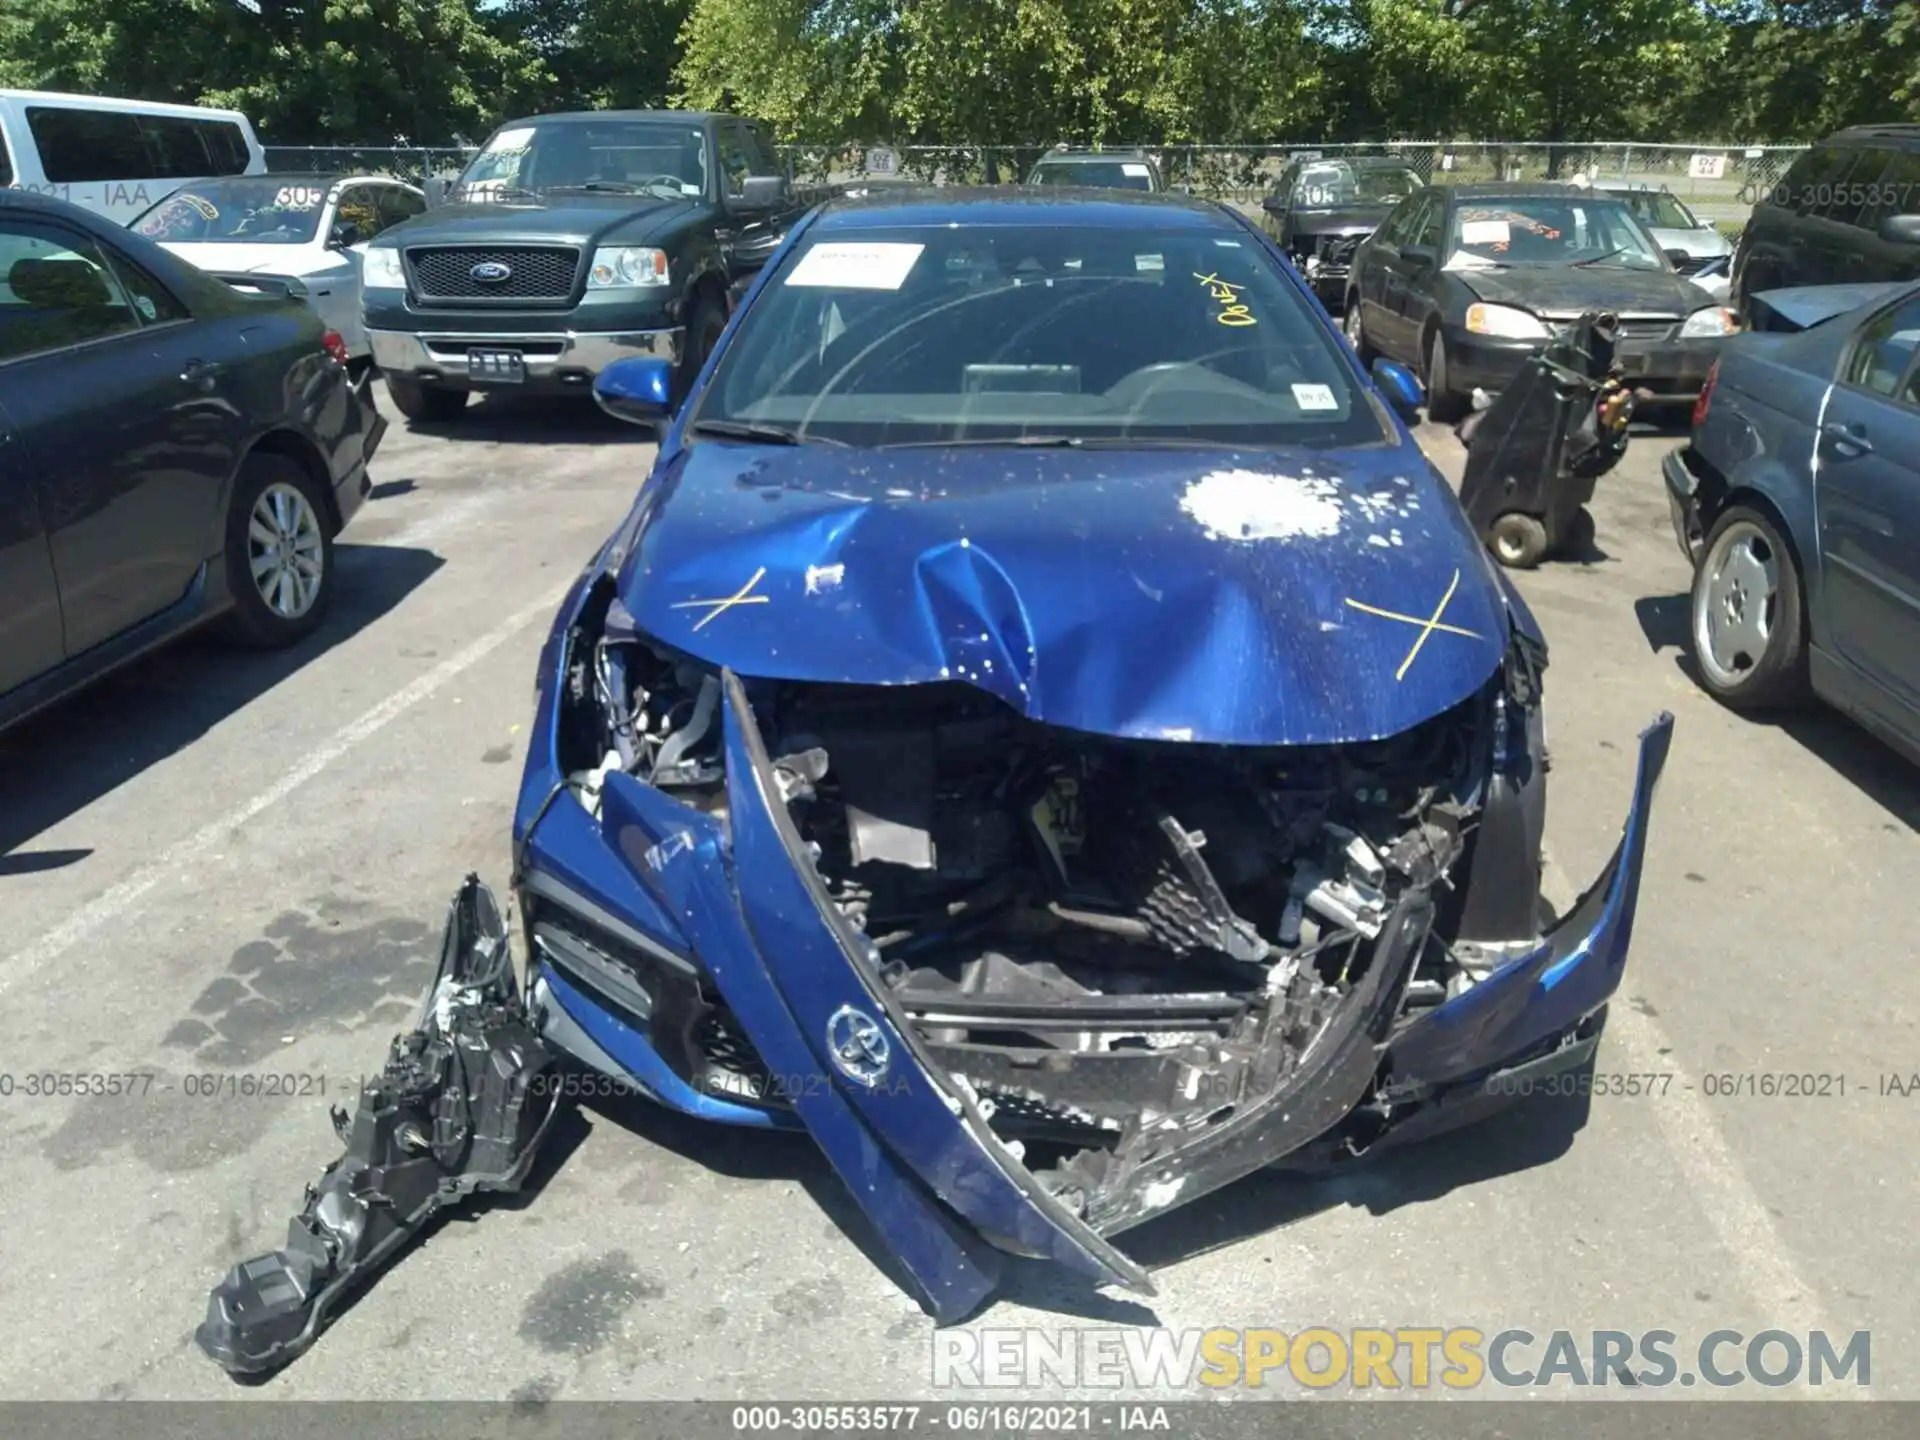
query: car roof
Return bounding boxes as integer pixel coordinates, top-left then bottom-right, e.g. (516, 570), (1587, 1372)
(814, 185), (1231, 231)
(1428, 181), (1602, 201)
(1034, 150), (1154, 162)
(1827, 124), (1920, 149)
(1298, 155), (1419, 167)
(494, 109), (721, 128)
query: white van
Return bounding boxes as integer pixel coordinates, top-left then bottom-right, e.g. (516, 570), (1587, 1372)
(0, 89), (266, 224)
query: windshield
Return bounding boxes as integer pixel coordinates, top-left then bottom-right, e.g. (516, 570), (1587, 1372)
(692, 220), (1384, 449)
(129, 178), (331, 245)
(1294, 164), (1423, 208)
(1444, 198), (1667, 271)
(453, 119), (709, 201)
(1029, 161), (1155, 192)
(1619, 189), (1700, 230)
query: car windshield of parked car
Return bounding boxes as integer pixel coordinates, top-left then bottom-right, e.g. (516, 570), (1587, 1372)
(1622, 189), (1701, 230)
(453, 119), (709, 200)
(1444, 198), (1666, 271)
(130, 178), (330, 245)
(694, 220), (1385, 448)
(1294, 163), (1423, 207)
(1029, 161), (1155, 191)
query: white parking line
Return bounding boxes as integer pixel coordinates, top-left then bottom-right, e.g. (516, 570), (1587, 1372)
(1540, 849), (1843, 1360)
(0, 583), (568, 999)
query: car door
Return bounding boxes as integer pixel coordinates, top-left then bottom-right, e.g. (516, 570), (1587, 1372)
(1376, 193), (1441, 362)
(1813, 289), (1920, 704)
(714, 121), (795, 285)
(0, 397), (63, 698)
(1351, 195), (1410, 340)
(0, 214), (242, 656)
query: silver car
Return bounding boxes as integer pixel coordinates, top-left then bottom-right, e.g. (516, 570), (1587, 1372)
(129, 173), (428, 369)
(1588, 180), (1733, 284)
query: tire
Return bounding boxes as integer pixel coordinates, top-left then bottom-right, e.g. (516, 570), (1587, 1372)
(385, 373), (469, 424)
(1424, 327), (1468, 423)
(1489, 512), (1548, 569)
(1343, 295), (1377, 365)
(1689, 503), (1808, 711)
(221, 453), (335, 650)
(677, 291), (727, 404)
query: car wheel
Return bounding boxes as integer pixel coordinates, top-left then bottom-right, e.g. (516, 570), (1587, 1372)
(385, 373), (469, 424)
(676, 292), (728, 403)
(1343, 298), (1376, 364)
(1424, 329), (1468, 423)
(221, 453), (335, 649)
(1689, 504), (1808, 710)
(1488, 512), (1548, 569)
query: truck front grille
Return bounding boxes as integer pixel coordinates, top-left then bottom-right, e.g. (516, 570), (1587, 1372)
(406, 245), (580, 303)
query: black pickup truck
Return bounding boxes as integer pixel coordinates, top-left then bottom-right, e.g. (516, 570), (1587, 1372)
(360, 109), (805, 422)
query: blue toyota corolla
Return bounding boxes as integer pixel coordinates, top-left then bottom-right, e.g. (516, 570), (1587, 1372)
(200, 189), (1675, 1374)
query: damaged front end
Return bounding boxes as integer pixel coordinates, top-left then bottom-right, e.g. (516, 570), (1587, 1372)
(513, 571), (1670, 1311)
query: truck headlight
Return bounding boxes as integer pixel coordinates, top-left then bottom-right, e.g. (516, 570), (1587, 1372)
(1680, 306), (1739, 337)
(588, 246), (670, 290)
(1464, 303), (1549, 340)
(361, 246), (404, 289)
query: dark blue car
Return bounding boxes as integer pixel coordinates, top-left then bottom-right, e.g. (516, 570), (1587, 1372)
(199, 190), (1674, 1362)
(1664, 279), (1920, 756)
(496, 189), (1676, 1316)
(0, 188), (385, 731)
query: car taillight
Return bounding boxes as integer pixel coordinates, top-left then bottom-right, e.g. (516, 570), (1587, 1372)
(1692, 359), (1718, 431)
(321, 330), (350, 367)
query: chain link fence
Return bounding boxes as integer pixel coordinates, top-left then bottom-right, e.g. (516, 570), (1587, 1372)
(271, 138), (1808, 237)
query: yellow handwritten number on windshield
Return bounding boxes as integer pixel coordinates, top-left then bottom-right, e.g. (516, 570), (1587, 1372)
(1192, 271), (1258, 327)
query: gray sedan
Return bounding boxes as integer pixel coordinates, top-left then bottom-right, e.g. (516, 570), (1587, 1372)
(1663, 279), (1920, 759)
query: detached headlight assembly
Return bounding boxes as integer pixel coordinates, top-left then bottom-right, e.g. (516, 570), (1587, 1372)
(360, 246), (404, 289)
(1681, 306), (1740, 337)
(588, 246), (670, 290)
(1464, 303), (1549, 340)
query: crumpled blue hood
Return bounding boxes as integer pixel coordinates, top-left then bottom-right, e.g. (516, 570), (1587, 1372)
(610, 441), (1509, 746)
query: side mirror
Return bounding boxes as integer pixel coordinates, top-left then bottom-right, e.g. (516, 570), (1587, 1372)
(1371, 358), (1425, 422)
(594, 356), (675, 428)
(1878, 213), (1920, 246)
(329, 221), (362, 250)
(1399, 244), (1435, 269)
(736, 175), (787, 211)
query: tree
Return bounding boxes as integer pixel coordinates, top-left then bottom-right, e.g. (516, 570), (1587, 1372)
(495, 0), (691, 112)
(674, 0), (898, 141)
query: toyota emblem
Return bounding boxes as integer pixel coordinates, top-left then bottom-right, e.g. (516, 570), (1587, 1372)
(826, 1005), (891, 1087)
(470, 260), (512, 283)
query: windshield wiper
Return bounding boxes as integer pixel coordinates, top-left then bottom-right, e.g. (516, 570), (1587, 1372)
(459, 184), (542, 204)
(879, 434), (1252, 450)
(1570, 247), (1631, 268)
(688, 419), (845, 446)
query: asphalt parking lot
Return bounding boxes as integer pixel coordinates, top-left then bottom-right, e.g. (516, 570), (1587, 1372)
(1, 389), (1916, 1405)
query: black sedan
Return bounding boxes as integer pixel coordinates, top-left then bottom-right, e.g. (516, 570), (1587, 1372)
(1260, 155), (1424, 310)
(0, 189), (385, 732)
(1343, 183), (1738, 419)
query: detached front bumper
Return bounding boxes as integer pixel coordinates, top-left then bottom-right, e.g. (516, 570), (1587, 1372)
(366, 325), (684, 392)
(512, 579), (1674, 1316)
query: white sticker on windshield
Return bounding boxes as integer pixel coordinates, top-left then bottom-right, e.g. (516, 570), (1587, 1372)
(486, 127), (536, 154)
(1460, 219), (1510, 246)
(1122, 163), (1150, 177)
(785, 242), (925, 290)
(1135, 253), (1164, 271)
(1292, 383), (1338, 411)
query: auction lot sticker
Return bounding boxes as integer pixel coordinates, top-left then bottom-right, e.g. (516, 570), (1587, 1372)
(786, 242), (925, 289)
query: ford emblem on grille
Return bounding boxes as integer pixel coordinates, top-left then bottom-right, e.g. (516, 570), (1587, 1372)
(470, 260), (512, 283)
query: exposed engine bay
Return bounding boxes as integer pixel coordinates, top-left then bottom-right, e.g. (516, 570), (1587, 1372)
(560, 605), (1547, 1231)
